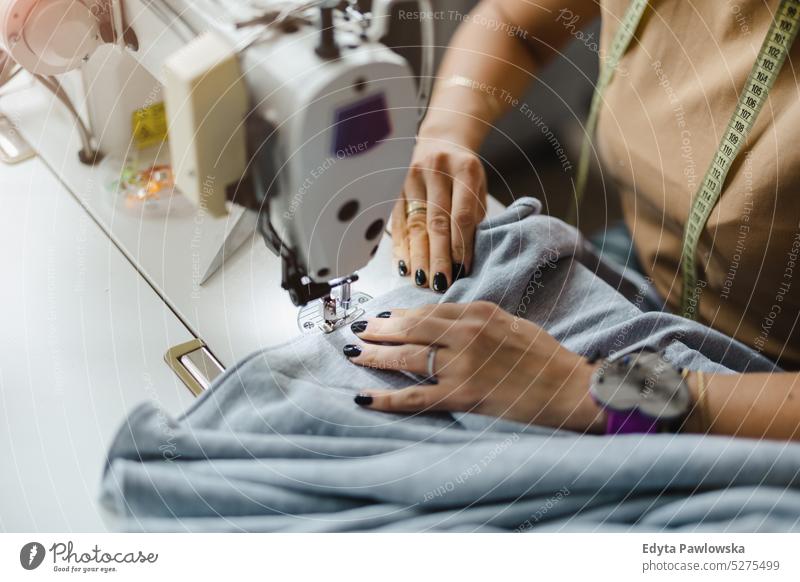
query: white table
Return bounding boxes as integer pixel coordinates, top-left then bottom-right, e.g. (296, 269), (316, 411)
(0, 157), (196, 531)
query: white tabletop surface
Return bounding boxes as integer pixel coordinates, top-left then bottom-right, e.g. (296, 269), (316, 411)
(0, 157), (196, 532)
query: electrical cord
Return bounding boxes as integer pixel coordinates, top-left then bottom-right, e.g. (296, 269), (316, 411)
(33, 74), (102, 164)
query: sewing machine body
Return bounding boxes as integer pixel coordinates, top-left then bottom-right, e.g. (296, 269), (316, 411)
(1, 0), (422, 331)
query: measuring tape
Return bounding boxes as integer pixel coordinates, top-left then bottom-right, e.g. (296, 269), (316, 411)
(572, 0), (648, 222)
(574, 0), (800, 319)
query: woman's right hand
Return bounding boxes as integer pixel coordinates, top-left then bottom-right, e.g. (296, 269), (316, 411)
(391, 135), (488, 293)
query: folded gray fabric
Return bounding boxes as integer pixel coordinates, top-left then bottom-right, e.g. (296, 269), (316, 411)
(100, 198), (800, 532)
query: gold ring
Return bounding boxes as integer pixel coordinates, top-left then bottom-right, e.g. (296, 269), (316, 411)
(405, 200), (428, 218)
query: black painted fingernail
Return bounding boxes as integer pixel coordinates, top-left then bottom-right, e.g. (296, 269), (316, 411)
(453, 262), (466, 281)
(377, 311), (392, 318)
(433, 272), (448, 293)
(415, 269), (427, 287)
(398, 260), (408, 276)
(343, 344), (362, 358)
(350, 320), (368, 334)
(354, 394), (374, 406)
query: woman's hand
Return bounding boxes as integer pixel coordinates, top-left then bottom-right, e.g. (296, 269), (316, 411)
(344, 302), (605, 432)
(392, 136), (488, 293)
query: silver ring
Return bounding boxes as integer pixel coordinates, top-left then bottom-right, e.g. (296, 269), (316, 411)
(426, 345), (439, 381)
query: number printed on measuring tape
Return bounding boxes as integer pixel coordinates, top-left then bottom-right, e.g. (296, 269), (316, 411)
(680, 0), (800, 317)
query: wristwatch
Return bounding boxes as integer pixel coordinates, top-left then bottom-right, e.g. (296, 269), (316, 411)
(589, 350), (693, 435)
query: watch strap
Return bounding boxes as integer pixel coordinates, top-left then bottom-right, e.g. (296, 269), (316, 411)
(604, 408), (661, 435)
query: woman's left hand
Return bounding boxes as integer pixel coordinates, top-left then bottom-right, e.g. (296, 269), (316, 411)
(345, 301), (605, 433)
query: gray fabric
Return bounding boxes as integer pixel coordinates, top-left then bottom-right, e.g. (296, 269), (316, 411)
(100, 198), (800, 532)
(589, 220), (664, 312)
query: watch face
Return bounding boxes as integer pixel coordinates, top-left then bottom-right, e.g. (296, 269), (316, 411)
(590, 351), (692, 420)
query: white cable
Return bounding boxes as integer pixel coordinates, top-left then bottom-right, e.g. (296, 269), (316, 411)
(34, 74), (100, 163)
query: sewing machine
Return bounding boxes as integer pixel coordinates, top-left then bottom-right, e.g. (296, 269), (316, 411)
(0, 0), (432, 333)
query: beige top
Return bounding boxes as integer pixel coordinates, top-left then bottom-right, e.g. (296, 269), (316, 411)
(597, 0), (800, 369)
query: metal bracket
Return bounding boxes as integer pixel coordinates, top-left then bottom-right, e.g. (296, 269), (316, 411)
(165, 339), (225, 396)
(0, 114), (34, 164)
